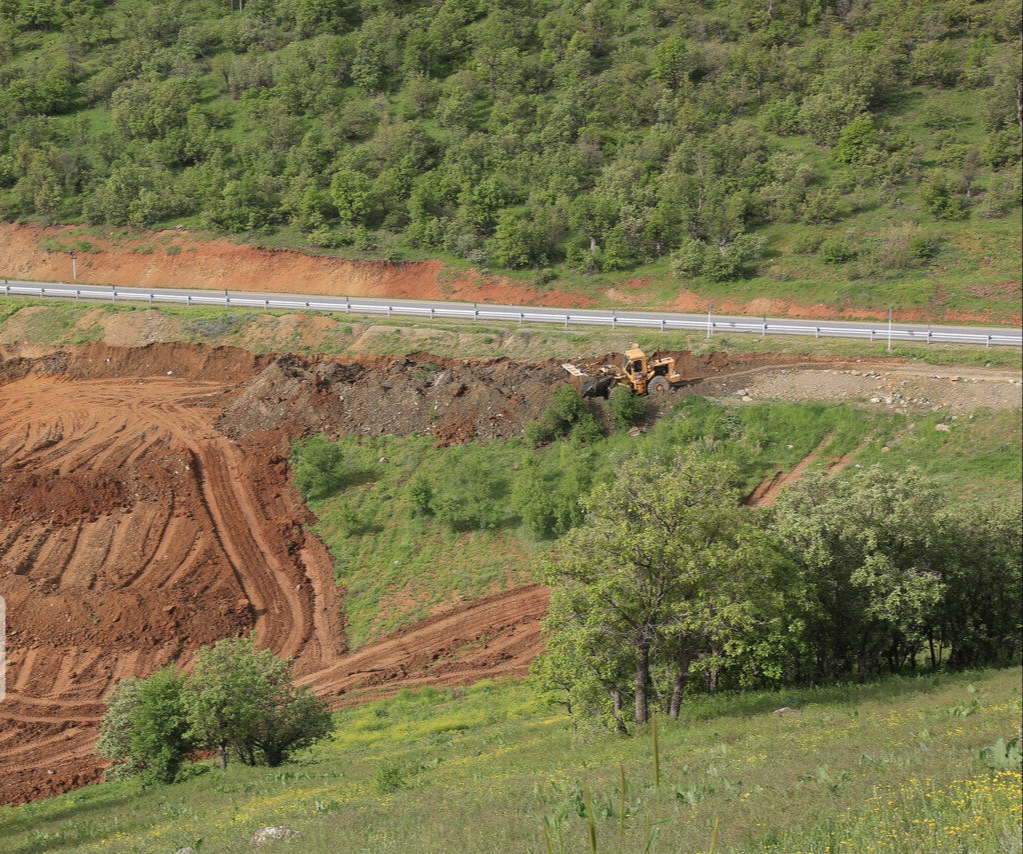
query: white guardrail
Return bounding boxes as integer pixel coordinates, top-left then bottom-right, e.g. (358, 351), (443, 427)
(3, 281), (1022, 347)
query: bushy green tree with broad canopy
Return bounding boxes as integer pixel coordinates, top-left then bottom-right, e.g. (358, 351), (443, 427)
(771, 466), (1021, 680)
(97, 637), (333, 782)
(532, 452), (776, 730)
(183, 635), (333, 768)
(95, 665), (190, 787)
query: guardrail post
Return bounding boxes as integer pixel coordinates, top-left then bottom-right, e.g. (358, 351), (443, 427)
(76, 289), (80, 301)
(869, 329), (874, 342)
(473, 303), (478, 323)
(264, 298), (268, 311)
(612, 311), (616, 330)
(430, 307), (434, 319)
(112, 287), (116, 303)
(762, 316), (766, 340)
(564, 314), (569, 329)
(345, 297), (350, 315)
(660, 318), (664, 332)
(987, 335), (991, 348)
(519, 312), (523, 325)
(815, 326), (819, 340)
(387, 305), (391, 316)
(927, 326), (931, 344)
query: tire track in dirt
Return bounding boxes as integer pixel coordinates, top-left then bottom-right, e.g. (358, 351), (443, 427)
(0, 355), (350, 805)
(744, 432), (863, 507)
(188, 437), (308, 659)
(300, 585), (550, 703)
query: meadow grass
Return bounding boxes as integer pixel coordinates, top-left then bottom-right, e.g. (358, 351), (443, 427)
(304, 435), (535, 648)
(0, 668), (1018, 853)
(302, 397), (1020, 647)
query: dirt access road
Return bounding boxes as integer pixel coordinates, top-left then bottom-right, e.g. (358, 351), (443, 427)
(0, 225), (1019, 806)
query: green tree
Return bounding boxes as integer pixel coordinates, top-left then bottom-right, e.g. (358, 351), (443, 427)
(183, 635), (332, 768)
(772, 467), (946, 679)
(534, 453), (766, 728)
(834, 116), (880, 165)
(935, 502), (1022, 669)
(96, 665), (190, 787)
(908, 40), (962, 87)
(330, 167), (373, 227)
(607, 385), (645, 430)
(429, 450), (508, 531)
(669, 236), (706, 279)
(921, 172), (968, 220)
(511, 455), (559, 538)
(293, 435), (346, 501)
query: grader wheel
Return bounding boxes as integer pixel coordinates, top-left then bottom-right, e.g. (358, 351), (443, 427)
(648, 376), (670, 394)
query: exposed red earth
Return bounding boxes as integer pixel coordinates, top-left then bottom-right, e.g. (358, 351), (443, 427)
(0, 224), (1019, 807)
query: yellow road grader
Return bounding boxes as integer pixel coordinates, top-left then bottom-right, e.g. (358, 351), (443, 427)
(562, 346), (682, 398)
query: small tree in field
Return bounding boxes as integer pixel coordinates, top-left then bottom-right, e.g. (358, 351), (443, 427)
(608, 385), (645, 430)
(182, 635), (333, 768)
(96, 665), (190, 787)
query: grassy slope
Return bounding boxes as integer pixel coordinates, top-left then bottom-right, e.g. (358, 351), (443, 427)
(2, 2), (1020, 317)
(2, 299), (1022, 364)
(0, 668), (1019, 853)
(306, 399), (1021, 648)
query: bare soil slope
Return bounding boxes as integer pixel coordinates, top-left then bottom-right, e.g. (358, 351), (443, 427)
(0, 344), (584, 805)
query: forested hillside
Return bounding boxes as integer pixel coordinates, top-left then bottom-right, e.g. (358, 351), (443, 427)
(1, 0), (1020, 288)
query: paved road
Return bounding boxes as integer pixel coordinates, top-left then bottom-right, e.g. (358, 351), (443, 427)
(3, 278), (1021, 347)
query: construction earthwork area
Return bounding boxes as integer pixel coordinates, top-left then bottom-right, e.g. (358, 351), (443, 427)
(0, 228), (1020, 807)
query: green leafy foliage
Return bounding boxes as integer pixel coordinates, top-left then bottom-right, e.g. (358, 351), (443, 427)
(607, 385), (645, 430)
(533, 452), (776, 728)
(182, 635), (332, 768)
(96, 665), (190, 787)
(293, 435), (347, 500)
(773, 467), (1022, 681)
(429, 450), (509, 531)
(291, 397), (1021, 662)
(536, 451), (1022, 731)
(0, 0), (1016, 286)
(525, 383), (602, 448)
(97, 639), (333, 787)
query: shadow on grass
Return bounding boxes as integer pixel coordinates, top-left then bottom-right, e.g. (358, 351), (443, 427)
(676, 662), (1022, 725)
(0, 788), (139, 853)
